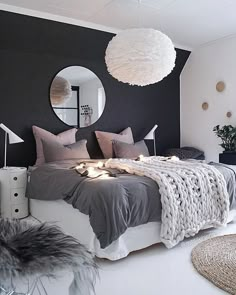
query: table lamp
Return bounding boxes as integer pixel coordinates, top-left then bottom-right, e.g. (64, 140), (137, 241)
(0, 123), (24, 167)
(144, 124), (158, 156)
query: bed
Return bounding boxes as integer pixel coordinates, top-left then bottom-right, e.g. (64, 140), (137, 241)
(27, 158), (236, 260)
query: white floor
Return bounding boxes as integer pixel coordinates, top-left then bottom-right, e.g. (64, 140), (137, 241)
(95, 220), (236, 295)
(24, 217), (236, 295)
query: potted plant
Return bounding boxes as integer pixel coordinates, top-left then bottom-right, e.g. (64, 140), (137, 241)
(213, 125), (236, 164)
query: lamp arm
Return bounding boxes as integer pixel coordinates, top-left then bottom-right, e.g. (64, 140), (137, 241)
(4, 132), (7, 168)
(153, 135), (156, 156)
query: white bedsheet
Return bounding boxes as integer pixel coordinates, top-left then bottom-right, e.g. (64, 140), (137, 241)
(30, 199), (162, 260)
(30, 199), (236, 260)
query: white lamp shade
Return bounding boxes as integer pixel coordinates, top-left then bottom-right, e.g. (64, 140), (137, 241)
(50, 76), (72, 106)
(144, 124), (158, 140)
(0, 124), (24, 144)
(105, 28), (176, 86)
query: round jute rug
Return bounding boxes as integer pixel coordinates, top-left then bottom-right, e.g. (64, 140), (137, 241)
(191, 234), (236, 294)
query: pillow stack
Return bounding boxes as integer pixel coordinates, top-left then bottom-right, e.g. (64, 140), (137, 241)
(95, 127), (134, 158)
(32, 125), (150, 164)
(32, 126), (90, 165)
(95, 127), (150, 159)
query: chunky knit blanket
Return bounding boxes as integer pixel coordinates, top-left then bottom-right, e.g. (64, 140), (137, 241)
(105, 157), (230, 248)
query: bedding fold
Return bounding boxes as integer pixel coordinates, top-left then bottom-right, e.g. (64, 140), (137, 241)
(27, 159), (236, 249)
(27, 160), (161, 248)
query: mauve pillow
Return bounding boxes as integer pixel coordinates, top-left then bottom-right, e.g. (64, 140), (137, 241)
(32, 126), (77, 165)
(42, 139), (90, 163)
(95, 127), (134, 159)
(113, 140), (150, 158)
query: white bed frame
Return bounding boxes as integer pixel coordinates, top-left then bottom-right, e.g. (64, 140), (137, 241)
(30, 199), (162, 260)
(30, 199), (236, 261)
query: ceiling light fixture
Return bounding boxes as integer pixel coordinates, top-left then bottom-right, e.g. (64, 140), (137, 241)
(50, 76), (72, 105)
(105, 1), (176, 86)
(105, 28), (176, 87)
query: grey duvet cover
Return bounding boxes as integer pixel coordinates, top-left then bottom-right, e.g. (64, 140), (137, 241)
(27, 160), (236, 249)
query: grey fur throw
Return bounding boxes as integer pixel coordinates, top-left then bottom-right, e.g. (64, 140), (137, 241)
(0, 219), (98, 295)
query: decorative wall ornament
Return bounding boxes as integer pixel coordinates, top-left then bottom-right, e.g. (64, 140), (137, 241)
(226, 111), (232, 118)
(216, 81), (225, 92)
(50, 66), (106, 128)
(50, 76), (72, 105)
(105, 28), (176, 86)
(202, 102), (209, 110)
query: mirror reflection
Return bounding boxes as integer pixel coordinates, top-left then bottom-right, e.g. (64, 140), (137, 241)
(50, 66), (106, 128)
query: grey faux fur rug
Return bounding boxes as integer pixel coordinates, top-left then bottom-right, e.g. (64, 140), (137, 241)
(0, 219), (98, 295)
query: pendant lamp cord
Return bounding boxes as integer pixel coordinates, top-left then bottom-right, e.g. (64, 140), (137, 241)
(137, 0), (163, 32)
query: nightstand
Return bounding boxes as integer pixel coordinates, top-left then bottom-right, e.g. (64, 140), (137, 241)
(0, 167), (28, 219)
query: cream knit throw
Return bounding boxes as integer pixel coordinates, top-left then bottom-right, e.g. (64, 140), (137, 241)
(105, 157), (230, 248)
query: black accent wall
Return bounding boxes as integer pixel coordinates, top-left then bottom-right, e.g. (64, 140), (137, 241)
(0, 10), (190, 167)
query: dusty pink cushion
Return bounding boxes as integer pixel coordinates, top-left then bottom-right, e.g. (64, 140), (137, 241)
(95, 127), (134, 158)
(32, 125), (77, 165)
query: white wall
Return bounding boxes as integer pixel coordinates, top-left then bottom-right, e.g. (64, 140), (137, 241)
(181, 36), (236, 162)
(79, 78), (104, 127)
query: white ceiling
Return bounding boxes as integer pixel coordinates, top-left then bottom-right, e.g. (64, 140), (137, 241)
(58, 66), (98, 85)
(1, 0), (236, 50)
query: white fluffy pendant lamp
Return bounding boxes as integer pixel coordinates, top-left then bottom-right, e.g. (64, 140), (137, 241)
(50, 76), (72, 105)
(105, 28), (176, 86)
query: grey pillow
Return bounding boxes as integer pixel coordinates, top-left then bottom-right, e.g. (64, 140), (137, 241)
(163, 147), (205, 160)
(42, 139), (90, 162)
(113, 140), (150, 158)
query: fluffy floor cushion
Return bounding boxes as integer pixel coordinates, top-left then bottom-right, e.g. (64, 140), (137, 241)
(0, 219), (98, 295)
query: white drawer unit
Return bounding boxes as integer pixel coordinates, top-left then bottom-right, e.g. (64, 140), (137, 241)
(10, 171), (27, 188)
(0, 167), (28, 219)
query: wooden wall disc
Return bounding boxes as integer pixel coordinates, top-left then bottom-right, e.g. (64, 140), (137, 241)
(226, 111), (232, 118)
(202, 102), (209, 110)
(216, 81), (225, 92)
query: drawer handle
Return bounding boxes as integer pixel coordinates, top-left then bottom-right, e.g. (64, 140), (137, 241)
(13, 177), (18, 181)
(14, 193), (18, 197)
(15, 209), (19, 213)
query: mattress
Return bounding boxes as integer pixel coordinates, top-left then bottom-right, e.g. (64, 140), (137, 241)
(30, 199), (162, 260)
(30, 199), (236, 261)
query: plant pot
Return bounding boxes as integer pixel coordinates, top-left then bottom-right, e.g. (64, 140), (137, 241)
(223, 150), (236, 153)
(219, 152), (236, 164)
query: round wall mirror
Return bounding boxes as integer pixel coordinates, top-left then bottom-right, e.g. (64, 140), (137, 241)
(50, 66), (106, 128)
